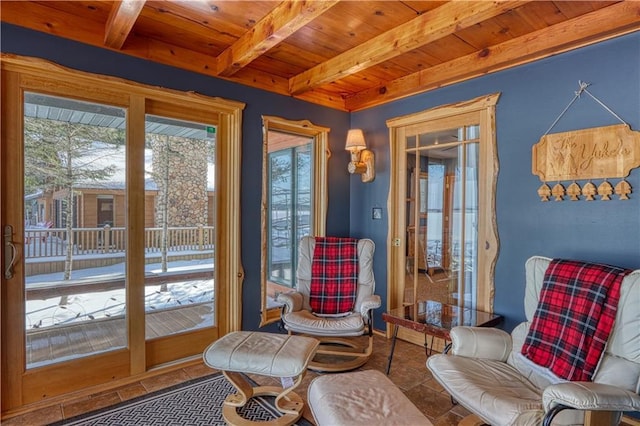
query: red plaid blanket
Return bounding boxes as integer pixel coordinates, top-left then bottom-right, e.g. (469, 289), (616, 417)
(310, 237), (359, 315)
(521, 258), (629, 381)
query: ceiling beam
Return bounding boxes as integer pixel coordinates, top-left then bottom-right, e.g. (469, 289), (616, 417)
(216, 0), (339, 77)
(345, 1), (640, 111)
(104, 0), (146, 49)
(288, 0), (530, 95)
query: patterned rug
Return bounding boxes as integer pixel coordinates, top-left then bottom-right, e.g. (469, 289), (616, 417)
(49, 373), (313, 425)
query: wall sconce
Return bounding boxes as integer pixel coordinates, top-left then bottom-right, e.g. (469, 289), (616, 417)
(345, 129), (375, 183)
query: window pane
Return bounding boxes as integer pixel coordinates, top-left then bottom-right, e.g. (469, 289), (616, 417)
(463, 143), (479, 308)
(144, 115), (215, 339)
(267, 133), (313, 289)
(419, 128), (460, 147)
(406, 135), (417, 149)
(466, 125), (480, 140)
(295, 145), (312, 245)
(24, 93), (127, 368)
(404, 125), (479, 309)
(269, 150), (293, 286)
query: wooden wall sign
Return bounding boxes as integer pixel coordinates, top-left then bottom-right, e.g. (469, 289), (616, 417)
(532, 124), (640, 181)
(532, 124), (640, 201)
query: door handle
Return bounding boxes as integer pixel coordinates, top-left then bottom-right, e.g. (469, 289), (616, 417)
(4, 225), (17, 279)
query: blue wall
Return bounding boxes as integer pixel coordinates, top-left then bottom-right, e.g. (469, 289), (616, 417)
(3, 24), (639, 333)
(0, 24), (352, 331)
(351, 32), (640, 331)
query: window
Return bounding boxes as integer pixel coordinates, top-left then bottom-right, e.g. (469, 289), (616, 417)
(260, 116), (329, 326)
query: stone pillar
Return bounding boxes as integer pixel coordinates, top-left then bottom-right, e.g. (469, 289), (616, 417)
(151, 136), (209, 227)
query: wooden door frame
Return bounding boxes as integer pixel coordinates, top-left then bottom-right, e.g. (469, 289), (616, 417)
(386, 93), (501, 344)
(0, 54), (245, 412)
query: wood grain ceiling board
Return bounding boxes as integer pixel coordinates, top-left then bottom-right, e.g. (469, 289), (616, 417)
(145, 0), (279, 37)
(2, 1), (638, 112)
(246, 55), (307, 79)
(282, 2), (418, 57)
(512, 1), (566, 28)
(411, 35), (478, 64)
(32, 0), (112, 22)
(400, 1), (449, 15)
(490, 8), (539, 36)
(131, 14), (225, 55)
(259, 42), (332, 75)
(134, 2), (268, 55)
(453, 15), (526, 50)
(552, 1), (601, 19)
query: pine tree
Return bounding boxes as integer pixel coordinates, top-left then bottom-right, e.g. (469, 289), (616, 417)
(24, 117), (124, 285)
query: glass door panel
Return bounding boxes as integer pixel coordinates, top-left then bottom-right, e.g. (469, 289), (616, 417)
(23, 93), (127, 368)
(404, 125), (479, 310)
(143, 115), (216, 339)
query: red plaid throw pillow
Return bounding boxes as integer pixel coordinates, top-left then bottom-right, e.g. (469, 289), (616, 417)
(309, 237), (359, 315)
(521, 259), (628, 381)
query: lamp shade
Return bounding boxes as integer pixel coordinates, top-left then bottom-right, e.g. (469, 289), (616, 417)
(345, 129), (366, 151)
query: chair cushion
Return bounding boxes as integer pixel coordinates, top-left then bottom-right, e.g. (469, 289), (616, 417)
(522, 259), (628, 381)
(203, 331), (319, 377)
(309, 237), (359, 315)
(282, 310), (365, 336)
(427, 354), (545, 425)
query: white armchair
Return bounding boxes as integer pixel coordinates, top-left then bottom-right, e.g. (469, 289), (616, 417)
(277, 236), (381, 372)
(427, 256), (640, 426)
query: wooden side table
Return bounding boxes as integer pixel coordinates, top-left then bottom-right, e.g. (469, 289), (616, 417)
(382, 301), (502, 374)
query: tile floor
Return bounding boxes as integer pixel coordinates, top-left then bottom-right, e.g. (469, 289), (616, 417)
(3, 334), (469, 425)
(3, 334), (638, 426)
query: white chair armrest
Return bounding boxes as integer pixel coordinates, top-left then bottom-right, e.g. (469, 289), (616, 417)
(450, 326), (512, 361)
(276, 291), (304, 313)
(543, 382), (640, 413)
(360, 294), (381, 319)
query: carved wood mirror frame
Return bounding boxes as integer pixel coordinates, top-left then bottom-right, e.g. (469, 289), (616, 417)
(259, 116), (330, 326)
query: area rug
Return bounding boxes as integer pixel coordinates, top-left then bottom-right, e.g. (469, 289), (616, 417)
(49, 373), (313, 425)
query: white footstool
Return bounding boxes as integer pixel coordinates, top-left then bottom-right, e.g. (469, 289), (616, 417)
(203, 331), (319, 426)
(308, 369), (432, 426)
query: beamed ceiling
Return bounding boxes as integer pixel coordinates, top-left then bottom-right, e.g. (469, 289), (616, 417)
(2, 1), (639, 111)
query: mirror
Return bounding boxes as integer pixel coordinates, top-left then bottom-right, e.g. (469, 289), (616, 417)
(260, 116), (330, 326)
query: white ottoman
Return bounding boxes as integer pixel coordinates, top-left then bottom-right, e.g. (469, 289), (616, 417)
(203, 331), (319, 426)
(308, 369), (432, 426)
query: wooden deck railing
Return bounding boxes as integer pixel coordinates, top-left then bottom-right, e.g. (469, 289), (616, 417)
(24, 225), (215, 258)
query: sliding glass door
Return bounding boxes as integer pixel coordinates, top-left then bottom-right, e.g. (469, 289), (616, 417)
(142, 111), (218, 365)
(23, 93), (129, 369)
(1, 56), (244, 411)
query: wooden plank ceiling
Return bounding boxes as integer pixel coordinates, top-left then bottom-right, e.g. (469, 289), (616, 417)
(2, 1), (639, 111)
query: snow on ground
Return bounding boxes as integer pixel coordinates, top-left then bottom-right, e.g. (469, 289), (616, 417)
(25, 258), (214, 330)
